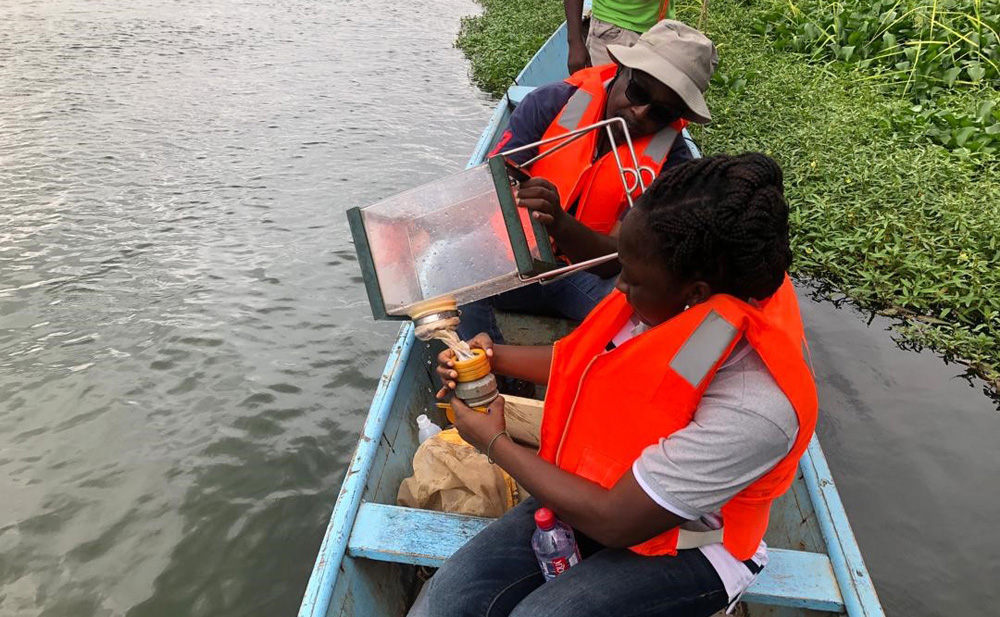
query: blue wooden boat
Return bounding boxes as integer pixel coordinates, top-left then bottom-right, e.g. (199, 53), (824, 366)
(299, 21), (886, 617)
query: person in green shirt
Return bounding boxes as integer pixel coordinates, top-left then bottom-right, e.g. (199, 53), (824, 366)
(565, 0), (671, 73)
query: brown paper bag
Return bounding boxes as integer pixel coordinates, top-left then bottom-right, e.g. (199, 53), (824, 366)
(398, 428), (520, 518)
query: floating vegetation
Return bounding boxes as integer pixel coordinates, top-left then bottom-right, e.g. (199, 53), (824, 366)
(456, 0), (1000, 390)
(757, 0), (1000, 162)
(456, 0), (565, 96)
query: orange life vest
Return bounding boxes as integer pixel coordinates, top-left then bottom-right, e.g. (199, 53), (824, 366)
(538, 276), (818, 559)
(528, 64), (687, 235)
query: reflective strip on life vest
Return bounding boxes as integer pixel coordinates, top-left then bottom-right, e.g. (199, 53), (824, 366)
(669, 310), (739, 388)
(802, 340), (815, 376)
(557, 90), (594, 131)
(676, 527), (724, 550)
(644, 125), (680, 164)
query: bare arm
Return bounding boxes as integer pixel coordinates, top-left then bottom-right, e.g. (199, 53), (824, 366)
(517, 178), (622, 277)
(491, 344), (553, 385)
(564, 0), (590, 74)
(548, 216), (621, 278)
(451, 396), (687, 548)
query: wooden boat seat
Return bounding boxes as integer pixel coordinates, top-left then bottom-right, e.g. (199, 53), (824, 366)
(507, 85), (537, 106)
(348, 502), (846, 612)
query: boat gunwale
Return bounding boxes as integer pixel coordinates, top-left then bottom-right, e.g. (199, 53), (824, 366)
(298, 329), (417, 617)
(802, 439), (884, 616)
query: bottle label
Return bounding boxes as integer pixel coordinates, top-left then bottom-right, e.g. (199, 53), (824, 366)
(540, 552), (580, 580)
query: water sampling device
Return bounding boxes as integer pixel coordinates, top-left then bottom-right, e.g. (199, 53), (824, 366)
(346, 119), (653, 405)
(347, 118), (650, 325)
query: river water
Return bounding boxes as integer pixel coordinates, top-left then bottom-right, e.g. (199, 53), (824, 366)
(1, 1), (997, 616)
(0, 0), (491, 615)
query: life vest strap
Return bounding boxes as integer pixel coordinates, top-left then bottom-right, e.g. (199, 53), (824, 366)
(675, 527), (724, 549)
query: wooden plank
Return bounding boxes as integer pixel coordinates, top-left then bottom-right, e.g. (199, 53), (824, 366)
(742, 549), (843, 612)
(348, 503), (845, 612)
(496, 311), (576, 346)
(369, 351), (437, 506)
(765, 469), (825, 554)
(506, 85), (537, 106)
(513, 23), (569, 88)
(349, 503), (491, 568)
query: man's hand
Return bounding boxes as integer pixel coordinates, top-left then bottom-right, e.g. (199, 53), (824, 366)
(568, 38), (591, 75)
(452, 395), (506, 452)
(516, 178), (566, 231)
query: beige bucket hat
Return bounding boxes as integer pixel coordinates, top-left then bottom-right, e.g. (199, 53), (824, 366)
(607, 20), (719, 124)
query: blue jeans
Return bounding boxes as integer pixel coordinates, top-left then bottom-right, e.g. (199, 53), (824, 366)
(457, 271), (618, 344)
(426, 497), (729, 617)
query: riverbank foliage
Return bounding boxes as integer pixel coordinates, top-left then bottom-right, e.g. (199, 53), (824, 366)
(759, 0), (1000, 162)
(456, 0), (1000, 389)
(456, 0), (565, 96)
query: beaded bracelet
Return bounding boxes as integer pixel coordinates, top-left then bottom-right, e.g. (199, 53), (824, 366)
(485, 430), (511, 464)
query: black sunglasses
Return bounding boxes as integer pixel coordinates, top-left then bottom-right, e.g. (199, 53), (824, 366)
(621, 67), (684, 125)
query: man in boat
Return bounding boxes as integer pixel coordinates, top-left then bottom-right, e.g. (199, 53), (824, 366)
(458, 20), (718, 350)
(432, 154), (817, 617)
(565, 0), (673, 72)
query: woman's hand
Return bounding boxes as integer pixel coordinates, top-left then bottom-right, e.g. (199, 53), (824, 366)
(452, 395), (506, 452)
(434, 332), (495, 399)
(516, 178), (566, 231)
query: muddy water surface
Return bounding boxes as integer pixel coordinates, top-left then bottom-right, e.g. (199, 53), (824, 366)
(0, 1), (491, 615)
(800, 289), (999, 616)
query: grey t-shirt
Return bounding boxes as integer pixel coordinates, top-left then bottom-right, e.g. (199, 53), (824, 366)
(632, 339), (799, 520)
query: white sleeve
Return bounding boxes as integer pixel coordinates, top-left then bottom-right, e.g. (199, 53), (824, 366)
(632, 349), (799, 517)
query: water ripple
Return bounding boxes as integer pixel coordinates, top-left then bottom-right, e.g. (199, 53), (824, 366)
(0, 0), (491, 615)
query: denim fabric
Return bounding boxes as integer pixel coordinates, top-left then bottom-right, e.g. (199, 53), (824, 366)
(456, 271), (618, 344)
(427, 497), (729, 617)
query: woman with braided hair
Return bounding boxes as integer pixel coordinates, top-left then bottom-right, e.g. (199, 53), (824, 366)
(428, 153), (818, 617)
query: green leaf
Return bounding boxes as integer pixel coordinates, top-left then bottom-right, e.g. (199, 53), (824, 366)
(977, 101), (996, 123)
(943, 67), (962, 87)
(967, 65), (986, 82)
(842, 45), (857, 61)
(955, 126), (977, 148)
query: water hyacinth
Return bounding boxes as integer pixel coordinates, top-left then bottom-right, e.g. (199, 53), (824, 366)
(456, 0), (1000, 391)
(756, 0), (1000, 160)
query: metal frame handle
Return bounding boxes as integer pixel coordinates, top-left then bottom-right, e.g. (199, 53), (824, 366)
(500, 117), (648, 209)
(518, 251), (619, 285)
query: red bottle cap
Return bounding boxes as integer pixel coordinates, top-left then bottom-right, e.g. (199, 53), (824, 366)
(534, 507), (555, 530)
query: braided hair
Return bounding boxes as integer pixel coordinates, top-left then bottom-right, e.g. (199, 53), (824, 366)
(633, 152), (791, 301)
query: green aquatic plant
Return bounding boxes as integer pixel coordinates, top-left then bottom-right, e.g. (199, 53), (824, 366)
(682, 0), (1000, 389)
(456, 0), (565, 96)
(455, 0), (1000, 390)
(755, 0), (1000, 160)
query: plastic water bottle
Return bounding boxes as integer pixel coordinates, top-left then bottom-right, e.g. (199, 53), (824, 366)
(416, 414), (442, 443)
(531, 507), (580, 580)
